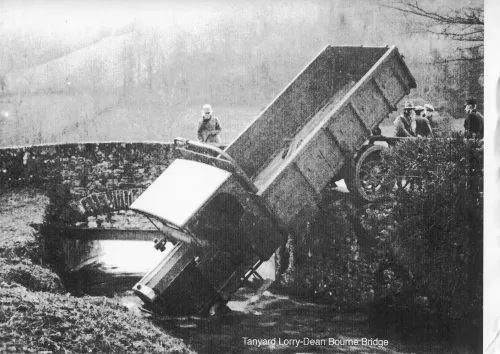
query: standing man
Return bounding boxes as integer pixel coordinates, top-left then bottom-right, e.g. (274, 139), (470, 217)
(423, 104), (436, 128)
(413, 106), (433, 137)
(394, 101), (415, 137)
(197, 104), (222, 144)
(463, 98), (484, 139)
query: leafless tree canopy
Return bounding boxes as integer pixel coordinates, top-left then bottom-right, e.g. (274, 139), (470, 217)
(386, 1), (483, 61)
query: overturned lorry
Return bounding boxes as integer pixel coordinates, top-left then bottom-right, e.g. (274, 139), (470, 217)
(130, 45), (416, 315)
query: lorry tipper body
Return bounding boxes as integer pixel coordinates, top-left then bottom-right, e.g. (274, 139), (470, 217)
(130, 45), (416, 315)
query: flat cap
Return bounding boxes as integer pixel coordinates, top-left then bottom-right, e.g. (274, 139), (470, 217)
(403, 101), (414, 110)
(465, 98), (477, 106)
(424, 104), (434, 111)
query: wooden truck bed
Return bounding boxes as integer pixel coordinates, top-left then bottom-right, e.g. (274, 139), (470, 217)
(226, 45), (416, 232)
(253, 81), (356, 190)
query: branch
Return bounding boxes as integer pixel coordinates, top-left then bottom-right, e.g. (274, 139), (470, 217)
(383, 1), (483, 62)
(435, 35), (483, 42)
(434, 56), (484, 63)
(424, 29), (483, 41)
(465, 44), (484, 50)
(384, 2), (484, 26)
(385, 3), (449, 23)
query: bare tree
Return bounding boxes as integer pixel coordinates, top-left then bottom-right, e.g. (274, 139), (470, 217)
(384, 1), (483, 62)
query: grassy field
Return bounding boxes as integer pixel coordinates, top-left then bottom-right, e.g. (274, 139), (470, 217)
(1, 90), (466, 147)
(0, 91), (265, 146)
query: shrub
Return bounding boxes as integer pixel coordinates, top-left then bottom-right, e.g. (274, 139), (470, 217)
(382, 133), (483, 330)
(0, 286), (195, 353)
(275, 192), (375, 311)
(0, 258), (65, 293)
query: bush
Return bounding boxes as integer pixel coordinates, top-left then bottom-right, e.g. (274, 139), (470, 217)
(275, 192), (375, 311)
(0, 258), (65, 293)
(382, 134), (482, 330)
(0, 286), (195, 353)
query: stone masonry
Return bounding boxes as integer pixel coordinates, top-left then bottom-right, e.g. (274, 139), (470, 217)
(0, 142), (175, 223)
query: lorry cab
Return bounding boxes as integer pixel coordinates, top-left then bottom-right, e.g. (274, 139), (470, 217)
(130, 140), (285, 315)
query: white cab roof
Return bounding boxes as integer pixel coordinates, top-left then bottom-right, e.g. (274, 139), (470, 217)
(130, 159), (231, 227)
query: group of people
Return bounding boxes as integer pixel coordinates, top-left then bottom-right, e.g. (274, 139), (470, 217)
(393, 98), (483, 139)
(394, 102), (434, 138)
(197, 97), (484, 145)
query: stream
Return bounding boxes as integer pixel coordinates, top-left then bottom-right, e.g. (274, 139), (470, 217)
(73, 241), (476, 354)
(115, 286), (475, 354)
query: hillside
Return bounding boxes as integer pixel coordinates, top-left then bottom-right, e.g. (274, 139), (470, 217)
(5, 33), (136, 94)
(0, 0), (482, 147)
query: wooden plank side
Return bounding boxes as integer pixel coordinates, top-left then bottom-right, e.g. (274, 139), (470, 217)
(261, 164), (319, 226)
(252, 81), (356, 192)
(226, 46), (401, 180)
(327, 104), (370, 154)
(329, 46), (389, 80)
(295, 131), (343, 194)
(376, 58), (409, 106)
(230, 46), (416, 205)
(373, 77), (396, 111)
(255, 47), (407, 195)
(226, 49), (339, 178)
(389, 54), (417, 94)
(350, 80), (393, 130)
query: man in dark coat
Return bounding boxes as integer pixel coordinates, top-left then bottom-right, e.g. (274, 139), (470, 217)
(394, 101), (415, 137)
(464, 98), (484, 139)
(413, 106), (433, 137)
(197, 104), (222, 143)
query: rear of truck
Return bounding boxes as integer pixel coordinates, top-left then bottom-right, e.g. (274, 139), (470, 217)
(226, 45), (415, 230)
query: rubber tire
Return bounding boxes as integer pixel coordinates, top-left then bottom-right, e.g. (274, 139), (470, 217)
(345, 145), (391, 203)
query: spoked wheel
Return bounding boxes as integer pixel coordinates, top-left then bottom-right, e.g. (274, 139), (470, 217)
(345, 145), (395, 203)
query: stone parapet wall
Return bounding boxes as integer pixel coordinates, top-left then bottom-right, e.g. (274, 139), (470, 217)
(0, 142), (174, 198)
(0, 142), (176, 274)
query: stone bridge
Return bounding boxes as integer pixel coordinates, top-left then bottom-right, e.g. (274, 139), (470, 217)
(0, 141), (175, 223)
(0, 141), (370, 304)
(0, 141), (179, 272)
(74, 188), (146, 218)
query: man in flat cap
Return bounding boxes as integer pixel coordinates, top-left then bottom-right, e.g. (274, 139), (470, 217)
(394, 101), (416, 137)
(463, 98), (483, 139)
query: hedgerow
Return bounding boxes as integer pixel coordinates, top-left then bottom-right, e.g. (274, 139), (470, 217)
(381, 133), (483, 329)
